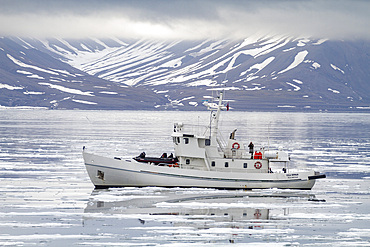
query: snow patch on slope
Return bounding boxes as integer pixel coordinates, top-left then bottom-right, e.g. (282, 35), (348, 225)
(328, 88), (340, 94)
(313, 39), (328, 45)
(297, 38), (310, 47)
(189, 40), (225, 57)
(27, 74), (44, 79)
(7, 54), (59, 75)
(330, 64), (345, 74)
(17, 70), (32, 75)
(72, 99), (97, 105)
(286, 82), (301, 91)
(278, 50), (308, 74)
(241, 56), (275, 78)
(187, 79), (215, 87)
(243, 85), (265, 91)
(160, 56), (184, 68)
(99, 91), (118, 95)
(0, 83), (23, 90)
(23, 91), (45, 95)
(312, 62), (321, 69)
(38, 83), (94, 96)
(293, 79), (303, 84)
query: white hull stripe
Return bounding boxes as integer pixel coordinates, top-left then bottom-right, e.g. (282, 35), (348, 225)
(86, 163), (306, 183)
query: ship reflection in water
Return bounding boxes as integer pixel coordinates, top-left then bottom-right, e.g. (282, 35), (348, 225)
(83, 187), (324, 244)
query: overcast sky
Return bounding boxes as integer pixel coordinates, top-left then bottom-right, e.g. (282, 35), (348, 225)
(0, 0), (369, 40)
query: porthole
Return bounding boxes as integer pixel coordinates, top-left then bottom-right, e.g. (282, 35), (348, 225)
(211, 161), (216, 167)
(225, 162), (229, 167)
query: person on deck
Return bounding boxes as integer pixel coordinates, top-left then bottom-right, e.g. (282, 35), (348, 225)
(229, 129), (237, 140)
(248, 142), (254, 159)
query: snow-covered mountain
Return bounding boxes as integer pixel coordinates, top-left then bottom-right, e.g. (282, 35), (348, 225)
(0, 36), (369, 111)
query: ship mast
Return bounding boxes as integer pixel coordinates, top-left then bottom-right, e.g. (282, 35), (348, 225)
(211, 92), (224, 137)
(203, 91), (226, 141)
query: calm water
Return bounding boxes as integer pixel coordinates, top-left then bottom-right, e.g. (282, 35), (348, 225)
(0, 110), (369, 246)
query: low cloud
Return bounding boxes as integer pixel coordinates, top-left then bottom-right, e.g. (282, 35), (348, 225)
(0, 0), (369, 40)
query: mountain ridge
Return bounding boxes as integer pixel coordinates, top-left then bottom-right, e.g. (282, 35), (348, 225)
(0, 36), (369, 111)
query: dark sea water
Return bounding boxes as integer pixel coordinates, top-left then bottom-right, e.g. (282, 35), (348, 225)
(0, 110), (369, 246)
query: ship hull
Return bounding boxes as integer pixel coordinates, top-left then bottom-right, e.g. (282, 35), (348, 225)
(83, 152), (318, 190)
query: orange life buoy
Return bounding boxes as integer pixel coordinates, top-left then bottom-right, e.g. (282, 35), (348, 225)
(173, 163), (179, 168)
(254, 209), (262, 219)
(254, 161), (262, 169)
(232, 142), (240, 149)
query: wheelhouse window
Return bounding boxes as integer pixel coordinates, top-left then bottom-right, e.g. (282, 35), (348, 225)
(205, 139), (211, 146)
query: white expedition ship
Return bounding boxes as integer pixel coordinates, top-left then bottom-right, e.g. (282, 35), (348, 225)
(83, 92), (325, 189)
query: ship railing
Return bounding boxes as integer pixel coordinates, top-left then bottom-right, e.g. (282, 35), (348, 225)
(180, 124), (211, 137)
(216, 131), (227, 153)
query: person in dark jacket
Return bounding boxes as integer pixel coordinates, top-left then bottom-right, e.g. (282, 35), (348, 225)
(248, 142), (254, 159)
